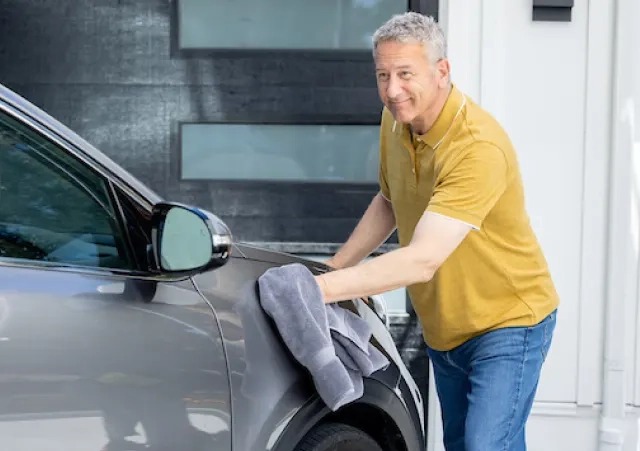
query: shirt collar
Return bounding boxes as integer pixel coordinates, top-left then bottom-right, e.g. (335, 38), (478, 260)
(415, 83), (465, 149)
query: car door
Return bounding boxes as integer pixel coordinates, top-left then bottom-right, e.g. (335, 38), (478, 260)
(0, 105), (231, 450)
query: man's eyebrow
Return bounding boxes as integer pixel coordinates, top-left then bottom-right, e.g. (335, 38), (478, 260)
(376, 64), (413, 71)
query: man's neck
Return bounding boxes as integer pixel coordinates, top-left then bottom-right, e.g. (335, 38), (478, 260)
(410, 85), (452, 136)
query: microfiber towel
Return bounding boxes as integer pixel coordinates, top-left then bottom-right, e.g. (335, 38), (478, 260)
(327, 304), (389, 376)
(257, 262), (389, 411)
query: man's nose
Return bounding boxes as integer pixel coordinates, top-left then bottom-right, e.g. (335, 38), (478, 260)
(386, 77), (403, 99)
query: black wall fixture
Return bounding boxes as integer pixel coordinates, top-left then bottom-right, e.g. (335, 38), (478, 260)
(409, 0), (439, 21)
(533, 0), (574, 22)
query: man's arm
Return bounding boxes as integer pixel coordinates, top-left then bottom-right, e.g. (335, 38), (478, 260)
(325, 192), (396, 270)
(316, 211), (471, 303)
(315, 142), (509, 303)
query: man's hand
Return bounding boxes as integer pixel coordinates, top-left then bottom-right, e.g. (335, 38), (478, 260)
(315, 211), (472, 303)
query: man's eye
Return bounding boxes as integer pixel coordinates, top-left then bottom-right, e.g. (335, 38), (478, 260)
(377, 73), (389, 81)
(400, 71), (412, 79)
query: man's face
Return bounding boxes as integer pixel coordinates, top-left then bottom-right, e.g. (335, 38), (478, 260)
(374, 40), (449, 126)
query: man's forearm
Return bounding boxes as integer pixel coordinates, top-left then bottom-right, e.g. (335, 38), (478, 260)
(316, 246), (435, 303)
(328, 192), (396, 269)
(316, 210), (473, 304)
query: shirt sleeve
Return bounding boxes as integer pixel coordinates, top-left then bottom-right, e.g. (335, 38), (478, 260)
(426, 141), (510, 230)
(379, 155), (391, 201)
(378, 108), (391, 201)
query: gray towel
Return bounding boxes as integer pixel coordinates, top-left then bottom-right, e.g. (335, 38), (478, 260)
(258, 263), (389, 411)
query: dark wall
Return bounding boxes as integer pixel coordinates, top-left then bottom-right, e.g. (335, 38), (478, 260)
(0, 0), (396, 243)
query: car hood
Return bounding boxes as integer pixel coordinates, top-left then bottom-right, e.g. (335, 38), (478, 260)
(230, 242), (390, 327)
(232, 242), (331, 275)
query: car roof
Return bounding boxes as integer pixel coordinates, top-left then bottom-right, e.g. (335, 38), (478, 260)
(0, 82), (163, 207)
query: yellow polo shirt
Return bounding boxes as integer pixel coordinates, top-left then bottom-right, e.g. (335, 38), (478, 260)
(379, 84), (559, 351)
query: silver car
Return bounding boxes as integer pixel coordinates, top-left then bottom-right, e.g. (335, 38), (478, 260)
(0, 82), (425, 451)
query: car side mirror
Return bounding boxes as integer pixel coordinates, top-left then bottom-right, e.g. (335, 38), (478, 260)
(150, 202), (232, 274)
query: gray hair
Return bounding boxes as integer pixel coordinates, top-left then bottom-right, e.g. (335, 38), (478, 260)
(372, 12), (447, 65)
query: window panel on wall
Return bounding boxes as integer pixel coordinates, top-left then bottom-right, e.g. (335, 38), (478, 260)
(178, 0), (408, 50)
(181, 123), (380, 183)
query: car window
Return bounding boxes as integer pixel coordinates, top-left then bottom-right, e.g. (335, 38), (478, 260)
(0, 110), (131, 269)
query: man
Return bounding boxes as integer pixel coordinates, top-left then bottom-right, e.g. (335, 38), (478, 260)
(314, 12), (559, 451)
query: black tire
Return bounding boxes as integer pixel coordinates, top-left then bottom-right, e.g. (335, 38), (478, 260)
(295, 422), (383, 451)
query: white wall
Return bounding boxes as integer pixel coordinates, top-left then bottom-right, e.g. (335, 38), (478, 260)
(429, 0), (640, 449)
(630, 0), (640, 410)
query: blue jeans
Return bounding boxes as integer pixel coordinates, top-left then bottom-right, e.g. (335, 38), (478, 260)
(426, 310), (557, 451)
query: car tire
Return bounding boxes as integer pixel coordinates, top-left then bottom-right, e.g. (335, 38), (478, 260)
(295, 422), (383, 451)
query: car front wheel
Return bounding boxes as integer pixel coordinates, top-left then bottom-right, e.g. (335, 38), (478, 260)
(295, 423), (383, 451)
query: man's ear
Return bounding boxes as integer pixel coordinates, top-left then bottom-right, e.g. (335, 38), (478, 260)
(436, 58), (451, 88)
